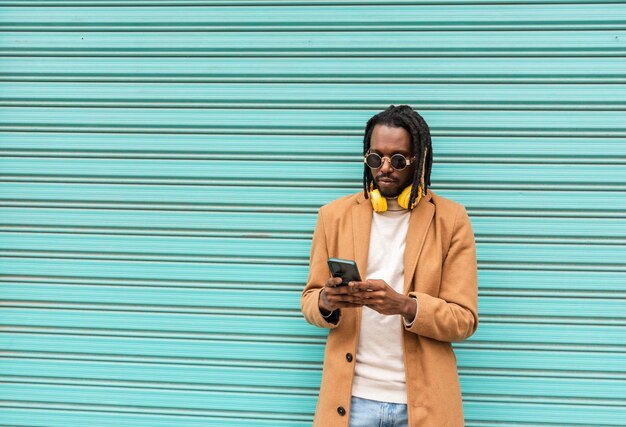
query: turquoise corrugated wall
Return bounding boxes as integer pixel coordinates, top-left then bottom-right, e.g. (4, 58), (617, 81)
(1, 1), (626, 425)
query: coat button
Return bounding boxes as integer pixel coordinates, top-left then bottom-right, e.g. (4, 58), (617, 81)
(337, 406), (346, 416)
(346, 353), (353, 362)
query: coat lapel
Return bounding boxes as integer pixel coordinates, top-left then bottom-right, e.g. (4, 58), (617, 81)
(403, 191), (434, 293)
(352, 193), (373, 280)
(351, 191), (434, 293)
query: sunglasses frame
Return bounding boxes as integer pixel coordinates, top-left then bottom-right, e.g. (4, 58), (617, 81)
(364, 151), (416, 171)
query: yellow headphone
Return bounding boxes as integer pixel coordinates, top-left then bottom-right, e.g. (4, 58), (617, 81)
(369, 184), (423, 213)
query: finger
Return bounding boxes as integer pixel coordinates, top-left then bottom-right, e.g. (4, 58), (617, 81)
(363, 294), (382, 304)
(327, 286), (352, 295)
(326, 293), (363, 305)
(353, 281), (384, 292)
(349, 294), (378, 305)
(348, 281), (367, 287)
(364, 280), (386, 290)
(326, 277), (343, 287)
(324, 283), (343, 293)
(329, 294), (362, 304)
(345, 294), (367, 304)
(350, 292), (368, 303)
(350, 290), (381, 299)
(348, 281), (370, 292)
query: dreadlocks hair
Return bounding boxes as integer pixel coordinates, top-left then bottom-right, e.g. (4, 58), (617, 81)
(362, 105), (433, 209)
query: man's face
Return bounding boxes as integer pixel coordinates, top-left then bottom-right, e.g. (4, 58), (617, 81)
(369, 124), (415, 198)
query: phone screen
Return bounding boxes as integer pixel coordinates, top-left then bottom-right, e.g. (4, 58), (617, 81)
(327, 257), (362, 286)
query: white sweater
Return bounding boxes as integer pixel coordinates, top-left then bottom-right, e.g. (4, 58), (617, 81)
(351, 198), (415, 404)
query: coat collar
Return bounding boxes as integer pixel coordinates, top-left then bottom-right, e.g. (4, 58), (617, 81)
(351, 190), (435, 293)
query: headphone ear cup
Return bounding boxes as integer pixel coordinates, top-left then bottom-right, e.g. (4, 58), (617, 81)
(369, 189), (387, 212)
(397, 185), (413, 210)
(397, 184), (424, 210)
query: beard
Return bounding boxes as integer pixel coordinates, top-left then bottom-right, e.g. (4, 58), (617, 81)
(378, 185), (401, 198)
(375, 176), (408, 198)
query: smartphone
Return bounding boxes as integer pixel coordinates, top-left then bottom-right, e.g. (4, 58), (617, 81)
(327, 257), (362, 286)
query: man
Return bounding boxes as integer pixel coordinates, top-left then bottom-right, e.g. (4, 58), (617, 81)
(300, 105), (479, 426)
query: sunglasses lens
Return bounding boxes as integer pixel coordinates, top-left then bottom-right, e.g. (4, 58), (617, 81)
(391, 154), (407, 170)
(366, 154), (382, 169)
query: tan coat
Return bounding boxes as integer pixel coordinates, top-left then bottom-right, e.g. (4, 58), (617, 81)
(301, 190), (479, 426)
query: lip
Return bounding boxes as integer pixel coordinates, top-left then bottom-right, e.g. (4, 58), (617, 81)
(377, 178), (396, 184)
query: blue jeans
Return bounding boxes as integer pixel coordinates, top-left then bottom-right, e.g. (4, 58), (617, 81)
(349, 396), (409, 427)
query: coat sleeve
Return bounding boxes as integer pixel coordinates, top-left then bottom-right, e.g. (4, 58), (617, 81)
(404, 205), (478, 342)
(300, 208), (342, 328)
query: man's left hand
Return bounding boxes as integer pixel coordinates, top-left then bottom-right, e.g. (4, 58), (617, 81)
(348, 279), (416, 322)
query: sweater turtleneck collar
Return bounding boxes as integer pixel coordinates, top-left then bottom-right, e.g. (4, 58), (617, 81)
(382, 197), (408, 213)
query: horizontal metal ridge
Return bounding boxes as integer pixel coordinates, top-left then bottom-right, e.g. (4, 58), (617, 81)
(4, 76), (626, 84)
(3, 307), (626, 344)
(2, 304), (625, 327)
(2, 30), (626, 57)
(3, 126), (626, 138)
(462, 400), (626, 425)
(0, 252), (310, 265)
(3, 355), (624, 379)
(3, 57), (626, 84)
(1, 350), (327, 368)
(465, 423), (617, 427)
(2, 377), (625, 406)
(465, 423), (604, 427)
(3, 283), (625, 317)
(0, 401), (314, 422)
(1, 232), (625, 264)
(4, 352), (626, 380)
(3, 23), (626, 31)
(3, 157), (625, 184)
(5, 101), (626, 112)
(2, 376), (319, 395)
(3, 260), (626, 292)
(466, 396), (625, 408)
(2, 108), (626, 137)
(0, 301), (302, 317)
(0, 407), (310, 427)
(13, 179), (624, 190)
(0, 354), (323, 370)
(1, 384), (625, 415)
(2, 4), (626, 30)
(2, 185), (626, 214)
(5, 344), (626, 363)
(5, 51), (622, 58)
(2, 253), (626, 271)
(2, 300), (625, 326)
(2, 0), (624, 5)
(4, 178), (626, 192)
(2, 132), (626, 158)
(3, 226), (625, 245)
(6, 82), (626, 104)
(4, 25), (626, 33)
(3, 202), (626, 218)
(3, 278), (626, 298)
(3, 258), (626, 277)
(2, 152), (626, 165)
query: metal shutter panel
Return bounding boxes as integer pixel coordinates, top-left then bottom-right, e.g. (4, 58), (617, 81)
(1, 2), (625, 425)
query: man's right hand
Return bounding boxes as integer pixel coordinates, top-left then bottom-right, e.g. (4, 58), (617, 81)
(319, 277), (364, 314)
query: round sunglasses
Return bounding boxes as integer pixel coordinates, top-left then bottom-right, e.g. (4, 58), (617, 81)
(364, 152), (415, 171)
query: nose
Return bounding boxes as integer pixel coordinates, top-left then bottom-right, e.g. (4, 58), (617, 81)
(379, 157), (394, 174)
